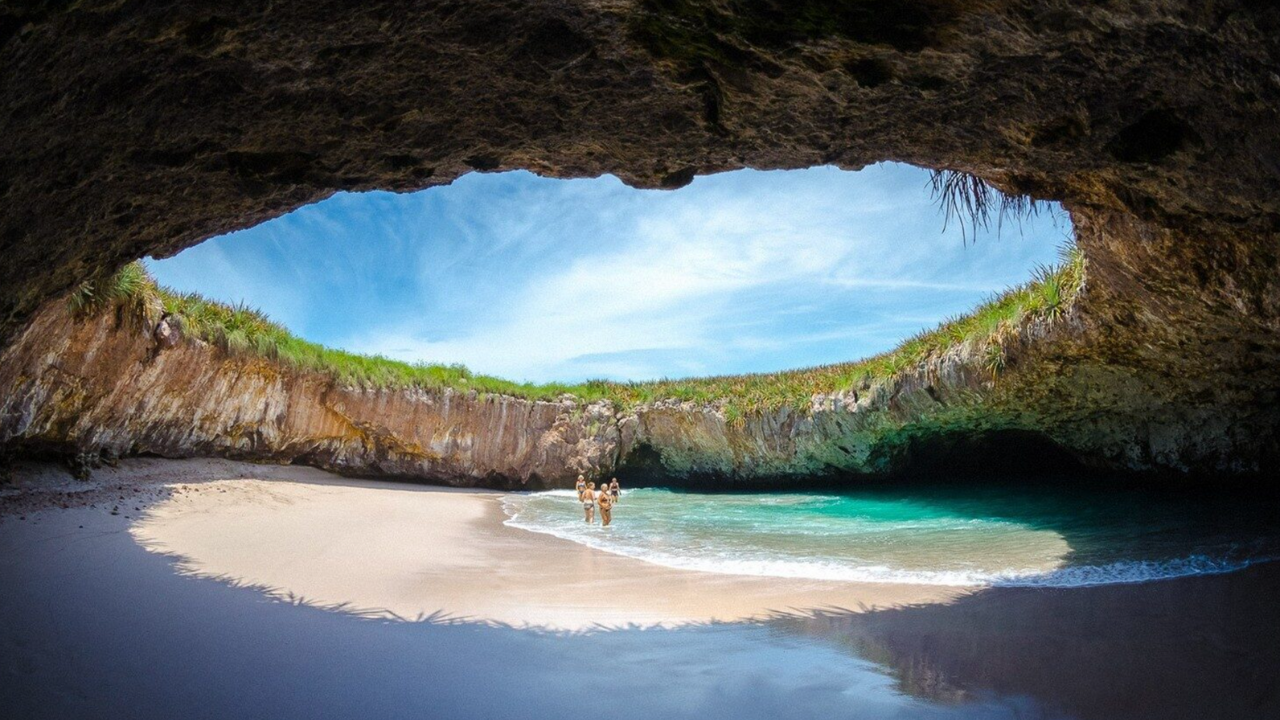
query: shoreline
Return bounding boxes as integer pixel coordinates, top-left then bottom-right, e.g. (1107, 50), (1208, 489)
(4, 458), (1280, 719)
(4, 458), (969, 630)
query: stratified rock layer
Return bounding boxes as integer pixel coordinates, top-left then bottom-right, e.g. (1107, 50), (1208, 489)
(0, 302), (626, 488)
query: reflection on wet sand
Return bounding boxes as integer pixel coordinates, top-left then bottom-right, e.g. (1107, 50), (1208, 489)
(769, 562), (1280, 720)
(3, 460), (1278, 720)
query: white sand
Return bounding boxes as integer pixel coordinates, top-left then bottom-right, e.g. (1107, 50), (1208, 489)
(104, 462), (971, 630)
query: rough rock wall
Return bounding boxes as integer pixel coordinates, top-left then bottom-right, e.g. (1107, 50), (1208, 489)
(7, 212), (1276, 487)
(619, 205), (1280, 482)
(0, 302), (626, 488)
(2, 1), (1279, 338)
(0, 300), (1031, 485)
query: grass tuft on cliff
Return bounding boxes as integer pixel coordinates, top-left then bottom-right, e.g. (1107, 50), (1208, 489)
(928, 169), (1049, 244)
(605, 242), (1084, 413)
(147, 285), (614, 401)
(70, 245), (1084, 413)
(68, 261), (155, 317)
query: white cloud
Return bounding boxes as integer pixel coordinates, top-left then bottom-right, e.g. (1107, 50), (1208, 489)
(153, 164), (1068, 383)
(347, 183), (872, 380)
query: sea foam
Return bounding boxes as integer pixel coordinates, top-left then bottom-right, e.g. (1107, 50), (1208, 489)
(501, 490), (1269, 589)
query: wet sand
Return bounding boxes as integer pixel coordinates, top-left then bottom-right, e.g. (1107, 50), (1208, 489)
(3, 459), (1278, 719)
(91, 460), (963, 629)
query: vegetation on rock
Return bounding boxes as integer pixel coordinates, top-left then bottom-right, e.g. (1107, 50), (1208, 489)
(68, 240), (1084, 417)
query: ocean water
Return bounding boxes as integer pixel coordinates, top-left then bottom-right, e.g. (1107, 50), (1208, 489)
(502, 485), (1280, 587)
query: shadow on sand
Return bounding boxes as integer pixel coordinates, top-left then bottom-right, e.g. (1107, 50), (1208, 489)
(762, 561), (1280, 720)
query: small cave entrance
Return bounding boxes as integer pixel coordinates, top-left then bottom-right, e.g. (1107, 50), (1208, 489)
(611, 443), (842, 491)
(615, 430), (1091, 492)
(614, 443), (686, 489)
(883, 428), (1088, 483)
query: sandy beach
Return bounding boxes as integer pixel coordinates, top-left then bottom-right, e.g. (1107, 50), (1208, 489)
(47, 460), (967, 630)
(5, 458), (1279, 720)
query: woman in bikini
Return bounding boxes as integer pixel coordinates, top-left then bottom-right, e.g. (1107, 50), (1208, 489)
(597, 483), (614, 527)
(575, 475), (587, 502)
(609, 477), (621, 505)
(582, 481), (596, 524)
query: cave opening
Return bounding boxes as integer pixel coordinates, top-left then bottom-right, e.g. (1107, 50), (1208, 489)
(0, 0), (1276, 493)
(614, 428), (1091, 491)
(2, 159), (1100, 490)
(5, 4), (1280, 716)
(143, 162), (1072, 387)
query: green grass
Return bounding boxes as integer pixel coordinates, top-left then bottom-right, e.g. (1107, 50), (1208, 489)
(146, 284), (617, 402)
(68, 261), (153, 317)
(70, 245), (1084, 414)
(601, 243), (1084, 415)
(928, 169), (1049, 244)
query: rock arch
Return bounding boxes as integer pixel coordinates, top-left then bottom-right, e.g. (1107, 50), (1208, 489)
(2, 1), (1279, 480)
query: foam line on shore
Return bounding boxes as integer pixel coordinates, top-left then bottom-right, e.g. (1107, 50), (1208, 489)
(501, 493), (1268, 589)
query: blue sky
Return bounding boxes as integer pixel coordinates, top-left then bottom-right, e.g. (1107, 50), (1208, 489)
(147, 163), (1071, 383)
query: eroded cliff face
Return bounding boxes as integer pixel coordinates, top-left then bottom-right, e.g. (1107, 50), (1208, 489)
(0, 300), (1033, 485)
(7, 205), (1276, 487)
(0, 301), (627, 488)
(618, 204), (1280, 482)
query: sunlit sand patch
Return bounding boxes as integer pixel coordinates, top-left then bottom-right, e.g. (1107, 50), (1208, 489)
(129, 475), (974, 631)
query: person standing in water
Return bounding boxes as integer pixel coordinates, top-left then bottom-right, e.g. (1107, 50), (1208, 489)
(597, 482), (614, 527)
(582, 481), (596, 524)
(609, 478), (621, 504)
(575, 475), (587, 502)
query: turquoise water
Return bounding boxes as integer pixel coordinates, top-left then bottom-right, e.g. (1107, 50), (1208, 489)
(502, 486), (1280, 587)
